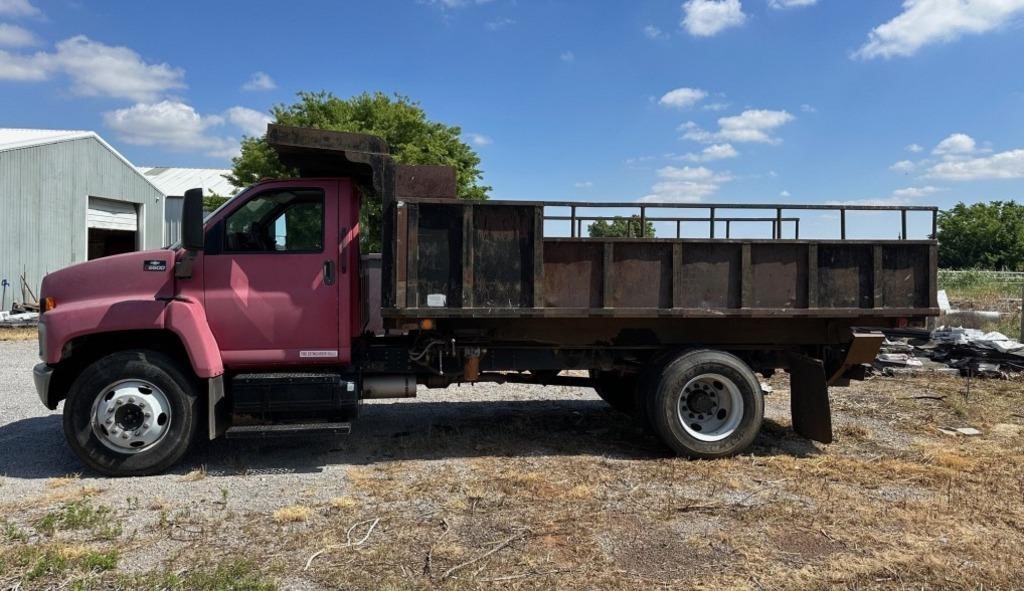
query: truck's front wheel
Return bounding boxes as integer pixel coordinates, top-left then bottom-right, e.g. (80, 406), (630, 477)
(646, 350), (763, 459)
(63, 350), (201, 476)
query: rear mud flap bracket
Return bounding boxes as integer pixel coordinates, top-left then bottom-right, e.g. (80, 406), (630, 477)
(787, 353), (833, 444)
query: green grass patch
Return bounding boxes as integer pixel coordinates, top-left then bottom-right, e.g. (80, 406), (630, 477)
(126, 559), (276, 591)
(0, 545), (118, 582)
(1, 518), (27, 542)
(35, 500), (122, 540)
(938, 269), (1024, 302)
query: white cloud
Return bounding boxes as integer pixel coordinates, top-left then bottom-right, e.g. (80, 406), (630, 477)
(0, 23), (35, 47)
(703, 101), (730, 111)
(658, 87), (707, 109)
(0, 0), (40, 17)
(643, 25), (668, 39)
(682, 0), (746, 36)
(104, 101), (240, 158)
(0, 35), (185, 101)
(906, 143), (924, 153)
(827, 196), (916, 206)
(55, 36), (185, 101)
(574, 180), (594, 188)
(768, 0), (817, 8)
(466, 133), (492, 146)
(0, 48), (45, 79)
(682, 109), (795, 144)
(831, 185), (946, 206)
(800, 103), (817, 113)
(890, 159), (916, 173)
(854, 0), (1024, 60)
(780, 190), (791, 197)
(242, 71), (275, 91)
(104, 101), (224, 148)
(226, 106), (271, 137)
(485, 18), (515, 30)
(641, 165), (733, 202)
(891, 185), (945, 198)
(933, 132), (977, 156)
(681, 143), (739, 162)
(926, 148), (1024, 180)
(560, 50), (575, 62)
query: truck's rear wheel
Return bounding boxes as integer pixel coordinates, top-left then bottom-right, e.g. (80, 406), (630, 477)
(63, 350), (201, 476)
(645, 350), (763, 458)
(589, 369), (639, 414)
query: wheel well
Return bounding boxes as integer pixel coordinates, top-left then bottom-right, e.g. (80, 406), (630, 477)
(49, 330), (196, 408)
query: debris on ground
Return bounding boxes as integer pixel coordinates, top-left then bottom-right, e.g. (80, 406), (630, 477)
(0, 311), (39, 327)
(875, 327), (1024, 378)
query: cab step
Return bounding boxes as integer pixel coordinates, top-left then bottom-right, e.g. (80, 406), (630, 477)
(224, 422), (352, 439)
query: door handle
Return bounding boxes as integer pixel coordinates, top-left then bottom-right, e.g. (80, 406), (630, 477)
(323, 260), (336, 286)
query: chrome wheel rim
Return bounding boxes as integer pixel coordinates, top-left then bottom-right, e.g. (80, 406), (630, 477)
(90, 379), (171, 454)
(677, 373), (743, 442)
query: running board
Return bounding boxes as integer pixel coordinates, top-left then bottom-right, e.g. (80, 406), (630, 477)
(224, 422), (352, 439)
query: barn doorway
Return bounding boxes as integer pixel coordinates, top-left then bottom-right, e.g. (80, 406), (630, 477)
(87, 197), (139, 260)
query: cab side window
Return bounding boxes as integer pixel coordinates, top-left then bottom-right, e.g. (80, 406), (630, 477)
(224, 189), (324, 253)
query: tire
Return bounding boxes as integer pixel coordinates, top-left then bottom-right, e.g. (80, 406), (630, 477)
(589, 369), (640, 415)
(63, 350), (201, 476)
(644, 349), (763, 459)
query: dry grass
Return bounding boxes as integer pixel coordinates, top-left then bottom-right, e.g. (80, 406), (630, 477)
(0, 326), (36, 341)
(329, 496), (358, 510)
(2, 374), (1023, 590)
(272, 505), (312, 524)
(179, 465), (207, 482)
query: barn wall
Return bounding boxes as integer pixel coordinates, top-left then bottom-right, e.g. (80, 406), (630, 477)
(0, 137), (164, 306)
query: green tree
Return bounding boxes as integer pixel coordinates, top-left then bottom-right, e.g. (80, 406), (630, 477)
(588, 216), (656, 238)
(202, 191), (230, 214)
(937, 201), (1024, 270)
(227, 91), (490, 252)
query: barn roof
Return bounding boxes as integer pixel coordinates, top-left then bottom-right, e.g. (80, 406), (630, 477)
(0, 128), (164, 194)
(136, 166), (239, 197)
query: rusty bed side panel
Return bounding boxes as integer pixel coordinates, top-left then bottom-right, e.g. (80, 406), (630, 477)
(390, 200), (939, 319)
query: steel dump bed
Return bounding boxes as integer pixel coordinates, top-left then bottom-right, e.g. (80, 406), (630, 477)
(386, 198), (939, 322)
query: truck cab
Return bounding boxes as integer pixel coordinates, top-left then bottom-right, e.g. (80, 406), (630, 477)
(34, 124), (938, 476)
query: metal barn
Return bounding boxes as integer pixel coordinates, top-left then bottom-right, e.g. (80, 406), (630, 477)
(136, 166), (238, 246)
(0, 129), (164, 309)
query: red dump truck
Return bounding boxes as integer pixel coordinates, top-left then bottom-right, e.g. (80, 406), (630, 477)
(33, 125), (939, 476)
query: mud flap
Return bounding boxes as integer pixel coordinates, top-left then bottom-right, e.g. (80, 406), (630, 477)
(208, 375), (227, 440)
(787, 353), (832, 443)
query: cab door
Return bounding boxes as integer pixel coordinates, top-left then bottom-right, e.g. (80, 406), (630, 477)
(203, 180), (342, 368)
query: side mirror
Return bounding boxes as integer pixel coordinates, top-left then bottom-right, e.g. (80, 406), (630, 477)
(181, 188), (205, 251)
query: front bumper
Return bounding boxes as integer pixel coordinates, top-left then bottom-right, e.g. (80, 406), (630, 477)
(33, 363), (55, 409)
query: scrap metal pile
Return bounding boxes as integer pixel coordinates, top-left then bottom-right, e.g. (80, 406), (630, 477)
(876, 327), (1024, 378)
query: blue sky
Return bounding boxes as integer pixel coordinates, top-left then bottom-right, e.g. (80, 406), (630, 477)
(2, 0), (1024, 239)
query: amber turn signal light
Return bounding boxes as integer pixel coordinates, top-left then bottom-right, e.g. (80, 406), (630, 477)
(419, 319), (435, 330)
(42, 296), (57, 312)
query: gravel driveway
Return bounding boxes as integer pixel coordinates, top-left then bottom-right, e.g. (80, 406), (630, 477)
(0, 339), (618, 511)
